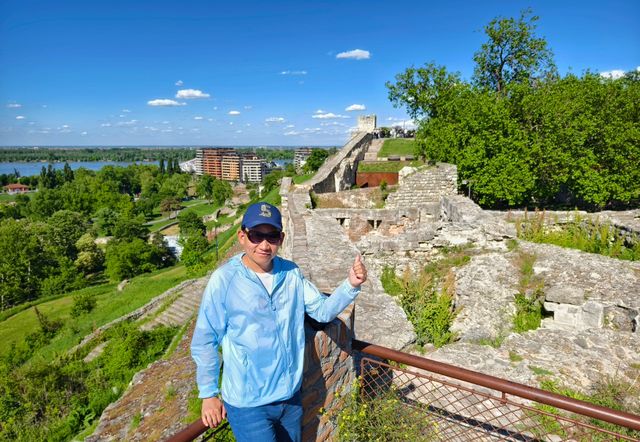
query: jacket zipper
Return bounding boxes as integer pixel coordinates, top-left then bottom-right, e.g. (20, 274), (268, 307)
(252, 271), (293, 397)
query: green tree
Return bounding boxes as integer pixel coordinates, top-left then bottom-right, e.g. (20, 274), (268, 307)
(160, 197), (182, 215)
(472, 9), (556, 94)
(387, 62), (464, 121)
(211, 179), (233, 207)
(63, 162), (74, 183)
(74, 233), (104, 275)
(46, 210), (88, 260)
(178, 211), (206, 238)
(180, 234), (209, 270)
(0, 219), (49, 309)
(104, 238), (161, 281)
(196, 174), (216, 202)
(302, 149), (330, 173)
(111, 215), (149, 241)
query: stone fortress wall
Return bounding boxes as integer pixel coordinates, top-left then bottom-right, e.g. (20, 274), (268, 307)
(279, 125), (640, 440)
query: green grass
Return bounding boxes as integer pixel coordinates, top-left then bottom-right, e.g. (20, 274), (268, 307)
(377, 138), (416, 157)
(529, 365), (554, 376)
(293, 173), (314, 184)
(0, 193), (17, 202)
(358, 160), (423, 173)
(0, 265), (188, 358)
(516, 212), (640, 261)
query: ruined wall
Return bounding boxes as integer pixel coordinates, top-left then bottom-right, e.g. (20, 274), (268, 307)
(385, 163), (458, 208)
(280, 185), (357, 441)
(307, 132), (372, 194)
(301, 307), (355, 441)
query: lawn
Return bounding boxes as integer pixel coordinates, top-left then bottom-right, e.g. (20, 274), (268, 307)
(293, 173), (314, 184)
(377, 138), (416, 158)
(0, 265), (189, 359)
(358, 160), (423, 173)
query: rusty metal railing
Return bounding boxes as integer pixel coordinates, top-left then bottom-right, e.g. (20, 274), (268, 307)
(352, 339), (640, 441)
(164, 339), (640, 441)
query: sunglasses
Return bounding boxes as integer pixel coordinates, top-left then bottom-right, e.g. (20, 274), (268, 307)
(244, 229), (283, 245)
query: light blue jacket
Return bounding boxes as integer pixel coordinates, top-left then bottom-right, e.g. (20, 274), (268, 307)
(190, 253), (360, 408)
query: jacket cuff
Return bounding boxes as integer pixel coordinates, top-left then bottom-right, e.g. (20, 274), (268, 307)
(198, 386), (220, 399)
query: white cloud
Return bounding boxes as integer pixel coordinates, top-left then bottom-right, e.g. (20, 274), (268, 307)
(7, 103), (21, 108)
(81, 131), (88, 135)
(194, 116), (204, 120)
(284, 130), (300, 136)
(213, 106), (218, 111)
(312, 112), (349, 119)
(176, 89), (210, 99)
(228, 110), (240, 116)
(336, 49), (371, 60)
(121, 109), (131, 113)
(265, 117), (285, 123)
(315, 109), (325, 114)
(101, 123), (112, 127)
(148, 99), (186, 107)
(162, 121), (170, 124)
(175, 80), (184, 86)
(280, 70), (308, 75)
(244, 105), (253, 110)
(235, 130), (243, 133)
(345, 104), (366, 111)
(119, 114), (126, 118)
(15, 115), (25, 120)
(600, 69), (626, 79)
(285, 124), (295, 129)
(117, 119), (138, 127)
(320, 121), (347, 127)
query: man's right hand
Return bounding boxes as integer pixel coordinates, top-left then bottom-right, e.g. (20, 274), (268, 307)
(201, 396), (226, 428)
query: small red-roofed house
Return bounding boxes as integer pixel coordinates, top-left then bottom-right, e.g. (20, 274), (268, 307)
(3, 183), (30, 194)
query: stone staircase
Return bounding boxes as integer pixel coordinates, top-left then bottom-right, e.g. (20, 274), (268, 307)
(385, 163), (458, 208)
(363, 138), (384, 161)
(140, 276), (209, 331)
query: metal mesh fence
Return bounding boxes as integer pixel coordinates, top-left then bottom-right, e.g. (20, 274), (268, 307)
(351, 357), (640, 442)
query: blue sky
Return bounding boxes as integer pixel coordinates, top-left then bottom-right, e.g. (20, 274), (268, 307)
(1, 0), (638, 147)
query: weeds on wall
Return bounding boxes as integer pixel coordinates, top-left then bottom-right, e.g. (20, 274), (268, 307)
(512, 252), (545, 333)
(516, 211), (640, 261)
(381, 248), (470, 347)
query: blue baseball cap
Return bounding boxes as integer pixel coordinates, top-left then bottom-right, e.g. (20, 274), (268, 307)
(242, 202), (282, 231)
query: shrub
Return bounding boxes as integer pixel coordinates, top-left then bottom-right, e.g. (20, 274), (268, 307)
(70, 292), (97, 318)
(332, 378), (438, 441)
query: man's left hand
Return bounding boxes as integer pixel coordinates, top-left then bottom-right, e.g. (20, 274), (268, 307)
(348, 255), (367, 288)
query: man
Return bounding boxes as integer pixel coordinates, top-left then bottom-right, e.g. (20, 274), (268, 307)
(191, 202), (367, 441)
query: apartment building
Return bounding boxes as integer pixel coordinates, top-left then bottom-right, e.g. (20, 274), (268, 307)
(195, 147), (267, 182)
(294, 147), (314, 171)
(241, 154), (266, 183)
(195, 147), (236, 178)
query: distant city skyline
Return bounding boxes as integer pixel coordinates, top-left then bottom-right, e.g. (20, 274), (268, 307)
(1, 0), (638, 146)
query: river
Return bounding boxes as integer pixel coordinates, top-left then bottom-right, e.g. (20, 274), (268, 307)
(0, 161), (159, 177)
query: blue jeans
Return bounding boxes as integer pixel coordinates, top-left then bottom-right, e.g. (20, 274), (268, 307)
(224, 392), (303, 442)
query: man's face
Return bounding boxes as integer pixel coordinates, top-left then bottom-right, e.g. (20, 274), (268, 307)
(238, 224), (284, 272)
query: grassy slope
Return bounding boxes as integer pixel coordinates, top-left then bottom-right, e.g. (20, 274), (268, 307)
(0, 265), (188, 358)
(377, 138), (416, 157)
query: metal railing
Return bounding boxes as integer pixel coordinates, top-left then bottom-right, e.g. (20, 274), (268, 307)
(164, 339), (640, 441)
(352, 339), (640, 441)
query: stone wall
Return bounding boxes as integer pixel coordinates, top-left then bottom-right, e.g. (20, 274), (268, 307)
(385, 163), (458, 208)
(306, 132), (372, 194)
(301, 307), (355, 441)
